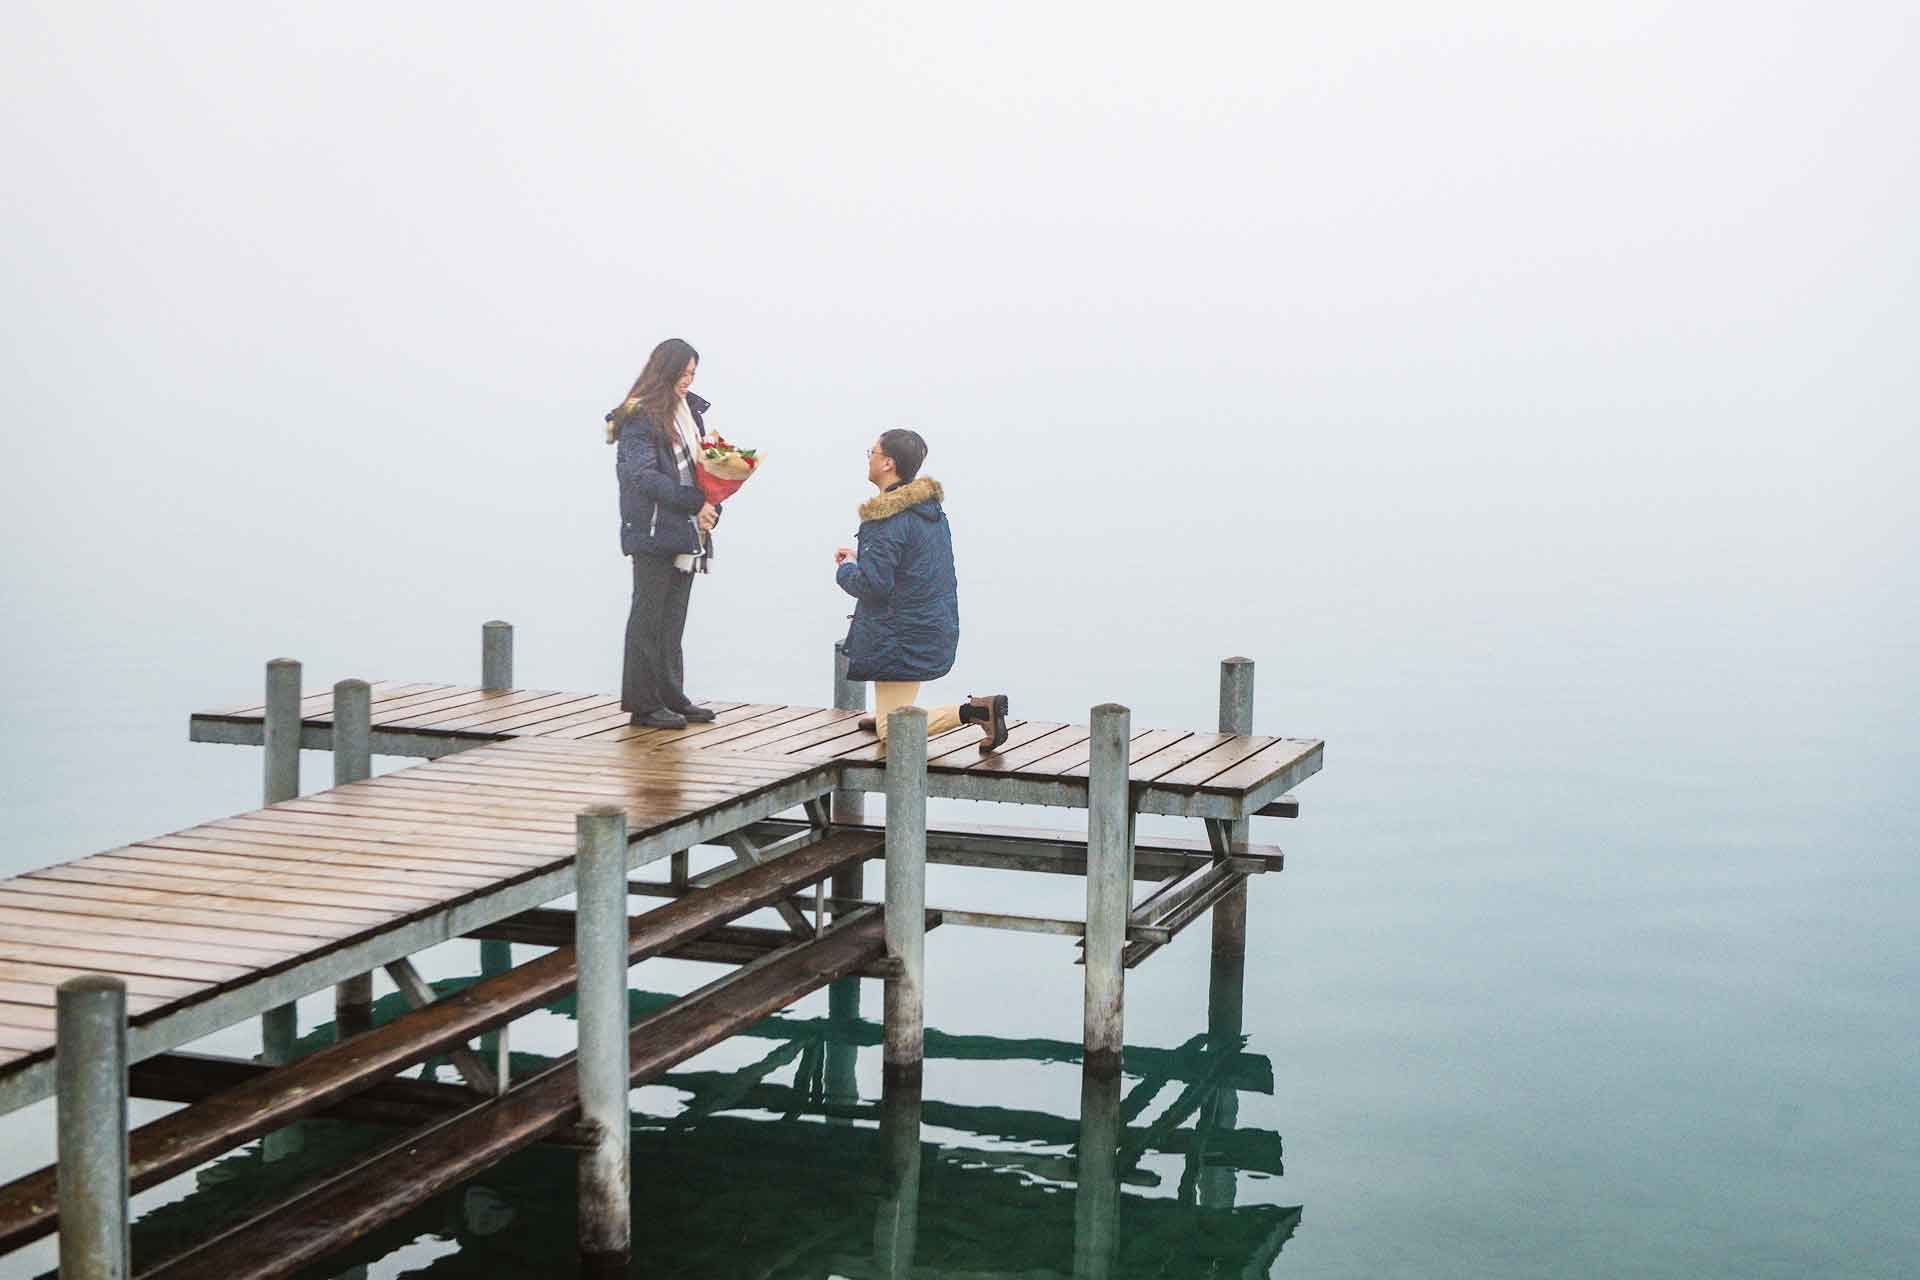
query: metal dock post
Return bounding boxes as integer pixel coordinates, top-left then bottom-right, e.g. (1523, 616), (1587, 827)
(333, 678), (376, 1040)
(575, 805), (632, 1267)
(56, 976), (129, 1280)
(1212, 657), (1255, 964)
(1083, 703), (1133, 1076)
(830, 642), (868, 911)
(260, 659), (303, 1088)
(481, 619), (513, 690)
(883, 705), (928, 1086)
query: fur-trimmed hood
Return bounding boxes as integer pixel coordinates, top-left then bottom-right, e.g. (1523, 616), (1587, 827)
(858, 476), (944, 523)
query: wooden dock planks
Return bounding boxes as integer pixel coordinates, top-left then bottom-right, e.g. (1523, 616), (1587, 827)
(189, 685), (1324, 815)
(0, 739), (838, 1084)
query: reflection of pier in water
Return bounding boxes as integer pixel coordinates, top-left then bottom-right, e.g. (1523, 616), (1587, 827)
(118, 971), (1300, 1279)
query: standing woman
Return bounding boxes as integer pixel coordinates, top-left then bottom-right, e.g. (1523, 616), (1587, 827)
(607, 337), (720, 728)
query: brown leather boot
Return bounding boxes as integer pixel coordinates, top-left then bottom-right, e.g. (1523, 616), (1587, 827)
(962, 694), (1010, 754)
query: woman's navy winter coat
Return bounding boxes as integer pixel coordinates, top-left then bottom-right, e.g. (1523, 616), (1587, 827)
(615, 392), (709, 559)
(836, 477), (961, 683)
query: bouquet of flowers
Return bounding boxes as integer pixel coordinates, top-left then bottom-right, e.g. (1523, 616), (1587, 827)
(694, 434), (764, 504)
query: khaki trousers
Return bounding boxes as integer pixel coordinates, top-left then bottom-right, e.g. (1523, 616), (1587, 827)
(873, 681), (966, 744)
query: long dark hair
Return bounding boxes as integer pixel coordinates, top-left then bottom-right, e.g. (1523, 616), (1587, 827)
(605, 338), (698, 444)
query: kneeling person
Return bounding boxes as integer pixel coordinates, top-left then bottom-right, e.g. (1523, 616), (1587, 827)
(834, 428), (1009, 752)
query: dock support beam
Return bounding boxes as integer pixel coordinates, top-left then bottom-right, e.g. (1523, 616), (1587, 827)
(830, 641), (868, 910)
(575, 805), (632, 1269)
(332, 678), (376, 1040)
(1083, 703), (1133, 1077)
(883, 706), (928, 1086)
(482, 619), (513, 690)
(57, 976), (129, 1280)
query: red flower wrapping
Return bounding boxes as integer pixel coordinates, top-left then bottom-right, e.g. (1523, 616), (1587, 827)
(694, 434), (763, 504)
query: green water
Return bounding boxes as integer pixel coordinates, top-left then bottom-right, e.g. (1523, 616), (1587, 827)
(114, 982), (1291, 1279)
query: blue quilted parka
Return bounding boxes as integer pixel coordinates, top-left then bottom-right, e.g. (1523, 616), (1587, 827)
(836, 477), (960, 683)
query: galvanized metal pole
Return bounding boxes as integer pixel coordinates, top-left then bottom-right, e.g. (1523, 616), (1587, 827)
(57, 975), (129, 1280)
(882, 705), (927, 1086)
(1202, 658), (1254, 1210)
(482, 620), (514, 690)
(1073, 1069), (1123, 1280)
(575, 805), (632, 1267)
(1212, 658), (1255, 964)
(261, 659), (303, 1102)
(1083, 703), (1132, 1077)
(263, 657), (301, 805)
(872, 1080), (923, 1278)
(333, 679), (376, 1040)
(830, 641), (868, 912)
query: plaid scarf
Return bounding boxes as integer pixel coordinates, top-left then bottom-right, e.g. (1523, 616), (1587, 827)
(671, 400), (712, 574)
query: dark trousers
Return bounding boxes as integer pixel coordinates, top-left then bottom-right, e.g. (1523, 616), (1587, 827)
(621, 552), (695, 714)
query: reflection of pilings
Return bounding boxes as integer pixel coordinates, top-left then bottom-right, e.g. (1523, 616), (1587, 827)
(825, 977), (862, 1123)
(1074, 1069), (1123, 1280)
(479, 939), (512, 1065)
(871, 1080), (923, 1278)
(1083, 703), (1133, 1077)
(575, 806), (632, 1268)
(883, 707), (927, 1085)
(56, 976), (129, 1280)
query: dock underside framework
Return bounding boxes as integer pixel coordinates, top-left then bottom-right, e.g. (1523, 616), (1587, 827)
(2, 630), (1321, 1278)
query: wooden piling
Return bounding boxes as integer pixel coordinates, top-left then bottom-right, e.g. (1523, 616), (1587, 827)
(575, 805), (632, 1267)
(1212, 657), (1254, 963)
(1083, 703), (1132, 1077)
(481, 620), (513, 690)
(56, 976), (129, 1280)
(883, 706), (928, 1086)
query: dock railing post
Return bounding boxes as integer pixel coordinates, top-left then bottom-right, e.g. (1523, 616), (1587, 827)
(830, 642), (868, 913)
(332, 679), (376, 1040)
(575, 805), (632, 1268)
(1083, 703), (1133, 1077)
(57, 976), (129, 1280)
(261, 659), (304, 1127)
(882, 705), (928, 1086)
(482, 620), (513, 690)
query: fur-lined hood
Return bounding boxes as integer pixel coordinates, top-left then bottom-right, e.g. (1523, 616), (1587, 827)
(858, 477), (944, 523)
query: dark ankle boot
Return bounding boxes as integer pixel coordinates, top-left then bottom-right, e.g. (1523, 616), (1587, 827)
(963, 694), (1010, 754)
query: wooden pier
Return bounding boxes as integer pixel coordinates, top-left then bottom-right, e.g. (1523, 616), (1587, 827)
(0, 627), (1322, 1277)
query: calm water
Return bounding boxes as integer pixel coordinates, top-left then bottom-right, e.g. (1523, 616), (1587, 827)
(0, 588), (1913, 1278)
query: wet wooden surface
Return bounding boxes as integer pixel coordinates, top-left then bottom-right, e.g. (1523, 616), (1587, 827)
(192, 686), (1323, 807)
(0, 738), (839, 1075)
